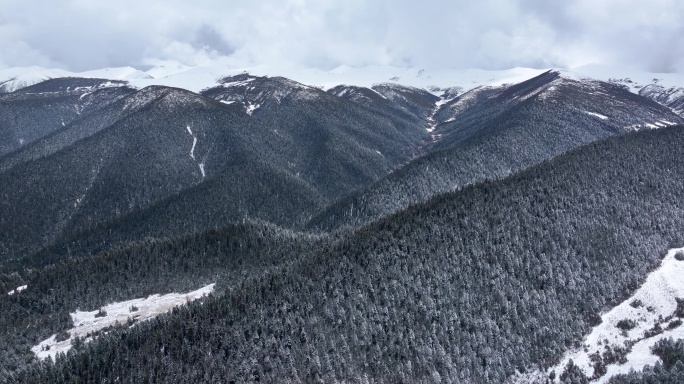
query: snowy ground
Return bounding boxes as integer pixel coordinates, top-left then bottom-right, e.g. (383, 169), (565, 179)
(511, 247), (684, 383)
(31, 283), (214, 361)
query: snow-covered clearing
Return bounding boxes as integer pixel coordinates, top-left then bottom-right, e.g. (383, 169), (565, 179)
(7, 285), (27, 295)
(542, 247), (684, 383)
(32, 283), (214, 362)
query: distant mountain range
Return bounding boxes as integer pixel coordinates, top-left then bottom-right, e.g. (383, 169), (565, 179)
(1, 63), (684, 383)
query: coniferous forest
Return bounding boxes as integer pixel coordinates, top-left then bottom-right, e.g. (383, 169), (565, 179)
(2, 124), (684, 383)
(1, 68), (684, 383)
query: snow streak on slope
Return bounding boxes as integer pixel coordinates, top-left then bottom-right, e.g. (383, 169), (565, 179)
(513, 247), (684, 383)
(185, 125), (204, 177)
(426, 98), (448, 133)
(31, 284), (215, 362)
(584, 111), (609, 120)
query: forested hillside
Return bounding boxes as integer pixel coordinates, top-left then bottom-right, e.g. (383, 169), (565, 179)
(0, 75), (432, 265)
(0, 78), (135, 157)
(4, 126), (683, 383)
(308, 71), (684, 232)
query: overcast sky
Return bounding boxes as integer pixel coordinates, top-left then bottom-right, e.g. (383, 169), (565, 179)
(1, 0), (683, 72)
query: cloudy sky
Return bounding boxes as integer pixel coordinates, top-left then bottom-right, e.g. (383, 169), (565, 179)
(1, 0), (683, 72)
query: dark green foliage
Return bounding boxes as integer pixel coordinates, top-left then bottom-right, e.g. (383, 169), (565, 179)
(675, 298), (684, 318)
(668, 319), (682, 329)
(54, 331), (70, 343)
(675, 251), (684, 261)
(94, 308), (107, 318)
(644, 322), (664, 338)
(560, 360), (589, 384)
(617, 319), (637, 331)
(653, 338), (684, 370)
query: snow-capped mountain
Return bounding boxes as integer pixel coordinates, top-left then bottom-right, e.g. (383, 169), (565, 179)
(0, 66), (73, 93)
(0, 66), (149, 93)
(3, 64), (683, 121)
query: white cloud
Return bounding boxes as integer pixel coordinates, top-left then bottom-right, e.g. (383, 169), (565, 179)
(0, 0), (682, 72)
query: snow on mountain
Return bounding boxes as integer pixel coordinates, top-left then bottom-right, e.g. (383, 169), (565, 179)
(0, 66), (149, 92)
(78, 66), (152, 80)
(128, 64), (549, 94)
(146, 63), (193, 78)
(0, 66), (72, 92)
(569, 63), (684, 93)
(2, 63), (683, 105)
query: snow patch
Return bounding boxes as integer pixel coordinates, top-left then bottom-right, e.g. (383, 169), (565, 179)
(542, 247), (684, 383)
(7, 285), (27, 295)
(32, 284), (215, 362)
(245, 103), (260, 115)
(598, 325), (684, 383)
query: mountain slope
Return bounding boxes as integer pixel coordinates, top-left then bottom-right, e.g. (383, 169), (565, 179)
(0, 75), (433, 265)
(0, 78), (135, 157)
(307, 71), (684, 231)
(7, 126), (684, 383)
(640, 84), (684, 116)
(0, 86), (251, 262)
(201, 74), (430, 199)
